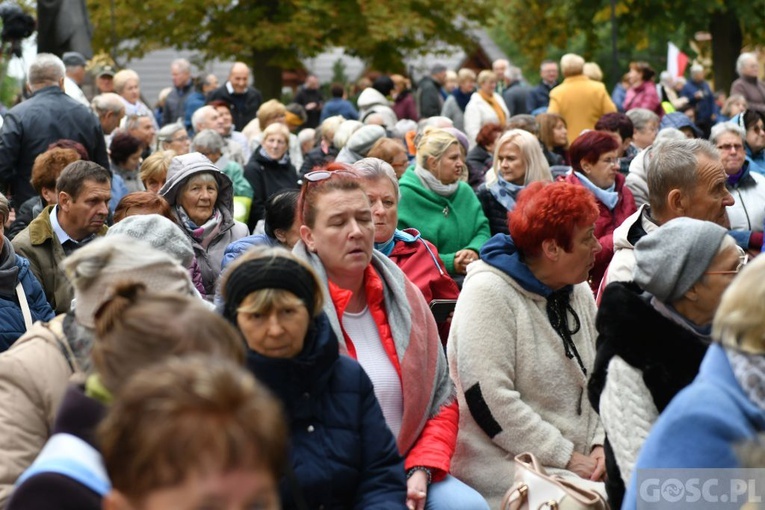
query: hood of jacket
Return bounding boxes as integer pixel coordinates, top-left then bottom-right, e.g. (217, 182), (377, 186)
(479, 233), (560, 298)
(357, 87), (390, 110)
(159, 152), (237, 223)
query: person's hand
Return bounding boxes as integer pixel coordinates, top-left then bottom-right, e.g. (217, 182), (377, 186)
(406, 471), (428, 510)
(589, 446), (606, 482)
(305, 102), (317, 110)
(566, 451), (598, 480)
(453, 249), (478, 275)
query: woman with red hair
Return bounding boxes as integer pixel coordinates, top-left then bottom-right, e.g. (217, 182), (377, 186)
(448, 181), (607, 508)
(565, 130), (636, 292)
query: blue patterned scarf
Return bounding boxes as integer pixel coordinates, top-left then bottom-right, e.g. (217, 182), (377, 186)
(488, 175), (524, 212)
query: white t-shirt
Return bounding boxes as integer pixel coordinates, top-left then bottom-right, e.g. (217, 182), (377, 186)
(342, 306), (404, 438)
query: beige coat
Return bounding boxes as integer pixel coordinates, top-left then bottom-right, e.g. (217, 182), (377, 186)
(448, 261), (604, 508)
(0, 315), (81, 506)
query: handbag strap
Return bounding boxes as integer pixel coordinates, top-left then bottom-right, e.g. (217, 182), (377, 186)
(15, 282), (33, 330)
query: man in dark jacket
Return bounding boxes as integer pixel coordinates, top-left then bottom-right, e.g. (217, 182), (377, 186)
(162, 58), (194, 127)
(681, 64), (716, 138)
(526, 60), (559, 114)
(294, 74), (324, 129)
(502, 66), (530, 116)
(207, 62), (263, 131)
(416, 63), (447, 119)
(0, 54), (109, 209)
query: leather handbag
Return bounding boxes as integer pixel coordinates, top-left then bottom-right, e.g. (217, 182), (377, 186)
(500, 452), (609, 510)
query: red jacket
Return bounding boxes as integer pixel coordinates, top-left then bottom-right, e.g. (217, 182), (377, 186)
(564, 172), (637, 294)
(389, 229), (459, 344)
(329, 265), (458, 481)
(624, 81), (663, 116)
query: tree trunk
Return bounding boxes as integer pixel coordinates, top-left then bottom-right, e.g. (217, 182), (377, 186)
(251, 50), (284, 101)
(709, 8), (742, 94)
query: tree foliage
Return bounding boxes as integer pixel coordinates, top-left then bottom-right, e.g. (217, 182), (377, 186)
(492, 0), (765, 92)
(87, 0), (493, 97)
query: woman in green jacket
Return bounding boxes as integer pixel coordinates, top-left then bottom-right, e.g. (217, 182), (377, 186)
(398, 127), (490, 280)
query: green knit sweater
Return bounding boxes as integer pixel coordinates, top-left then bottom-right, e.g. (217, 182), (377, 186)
(397, 169), (490, 273)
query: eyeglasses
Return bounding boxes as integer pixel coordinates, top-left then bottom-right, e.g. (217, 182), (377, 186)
(705, 246), (749, 275)
(171, 135), (190, 143)
(717, 143), (744, 152)
(751, 125), (765, 135)
(600, 157), (621, 167)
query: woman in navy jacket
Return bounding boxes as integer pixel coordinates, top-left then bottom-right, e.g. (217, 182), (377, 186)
(221, 246), (406, 510)
(0, 192), (54, 351)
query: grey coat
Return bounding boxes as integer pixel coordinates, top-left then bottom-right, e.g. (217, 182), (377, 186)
(160, 153), (248, 299)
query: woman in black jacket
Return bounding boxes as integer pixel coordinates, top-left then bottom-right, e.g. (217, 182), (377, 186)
(476, 129), (552, 236)
(244, 122), (299, 230)
(220, 247), (407, 510)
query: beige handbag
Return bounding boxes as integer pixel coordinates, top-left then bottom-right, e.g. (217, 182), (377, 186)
(500, 453), (609, 510)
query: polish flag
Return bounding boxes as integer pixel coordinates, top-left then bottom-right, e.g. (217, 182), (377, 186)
(667, 42), (689, 78)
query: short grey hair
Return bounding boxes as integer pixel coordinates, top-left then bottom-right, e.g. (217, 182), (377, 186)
(647, 139), (719, 215)
(297, 128), (315, 146)
(655, 127), (686, 144)
(91, 93), (125, 115)
(736, 53), (758, 76)
(171, 58), (191, 74)
(192, 129), (224, 153)
(124, 114), (150, 132)
(710, 122), (746, 145)
(626, 108), (660, 131)
(28, 53), (65, 89)
(353, 157), (401, 201)
(157, 122), (187, 149)
(191, 105), (215, 132)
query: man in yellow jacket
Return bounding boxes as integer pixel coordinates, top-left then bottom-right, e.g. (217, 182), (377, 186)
(548, 54), (617, 145)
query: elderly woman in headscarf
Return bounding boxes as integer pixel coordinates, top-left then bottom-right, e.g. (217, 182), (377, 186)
(589, 218), (740, 507)
(622, 251), (765, 510)
(160, 153), (248, 300)
(0, 192), (54, 351)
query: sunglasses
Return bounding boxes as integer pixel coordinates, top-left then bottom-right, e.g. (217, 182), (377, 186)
(705, 246), (749, 275)
(303, 169), (358, 183)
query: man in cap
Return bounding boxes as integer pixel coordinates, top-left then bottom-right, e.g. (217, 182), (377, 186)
(62, 51), (89, 107)
(417, 63), (447, 119)
(95, 65), (115, 94)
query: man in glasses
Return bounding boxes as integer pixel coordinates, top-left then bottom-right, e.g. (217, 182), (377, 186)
(0, 54), (109, 209)
(710, 122), (765, 256)
(598, 138), (736, 296)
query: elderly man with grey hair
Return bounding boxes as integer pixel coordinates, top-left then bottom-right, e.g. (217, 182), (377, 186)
(599, 138), (735, 295)
(710, 121), (765, 252)
(502, 65), (530, 116)
(192, 129), (252, 199)
(0, 54), (109, 209)
(163, 58), (194, 127)
(192, 105), (245, 166)
(731, 53), (765, 114)
(92, 93), (126, 139)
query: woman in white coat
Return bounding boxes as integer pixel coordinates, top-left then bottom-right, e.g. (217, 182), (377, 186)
(464, 70), (509, 149)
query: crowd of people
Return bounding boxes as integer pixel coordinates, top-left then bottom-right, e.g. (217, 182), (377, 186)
(0, 48), (764, 509)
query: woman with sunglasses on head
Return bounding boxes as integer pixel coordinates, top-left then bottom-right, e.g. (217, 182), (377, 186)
(565, 130), (637, 293)
(295, 163), (489, 510)
(589, 217), (741, 508)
